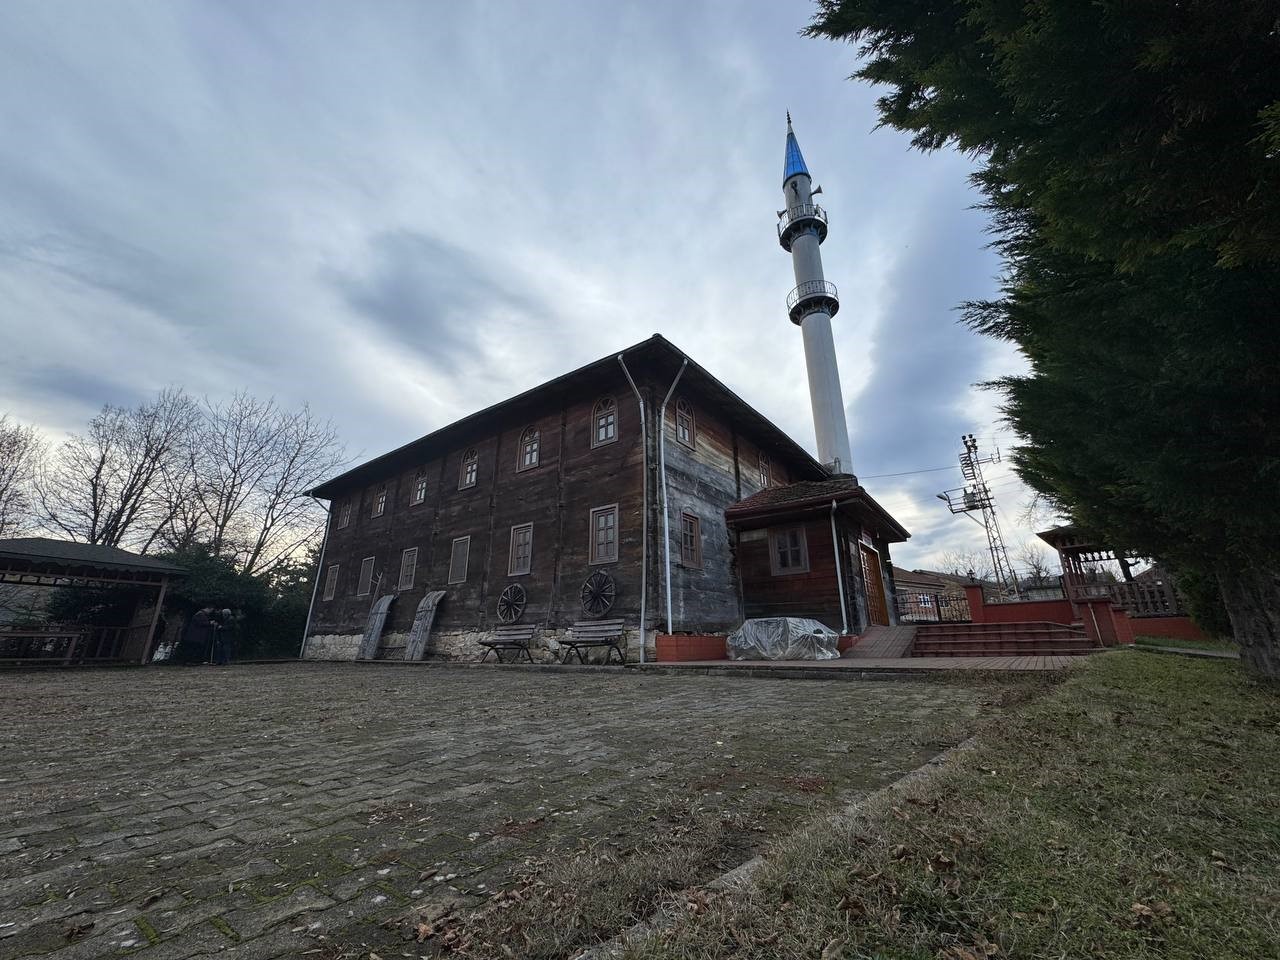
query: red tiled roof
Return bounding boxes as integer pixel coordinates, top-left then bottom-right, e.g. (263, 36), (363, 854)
(725, 478), (910, 542)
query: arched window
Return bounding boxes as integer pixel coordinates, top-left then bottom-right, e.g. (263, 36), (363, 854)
(759, 452), (771, 489)
(518, 426), (540, 471)
(592, 397), (617, 447)
(675, 398), (695, 448)
(459, 448), (478, 489)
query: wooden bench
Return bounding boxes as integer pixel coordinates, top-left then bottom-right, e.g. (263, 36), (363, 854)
(561, 619), (626, 665)
(479, 623), (538, 663)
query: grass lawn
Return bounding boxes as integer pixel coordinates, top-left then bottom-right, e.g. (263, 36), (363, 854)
(1133, 634), (1239, 654)
(621, 651), (1280, 960)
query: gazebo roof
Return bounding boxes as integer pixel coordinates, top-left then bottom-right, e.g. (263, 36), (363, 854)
(0, 537), (187, 582)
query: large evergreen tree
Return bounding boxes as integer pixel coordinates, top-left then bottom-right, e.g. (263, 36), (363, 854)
(809, 1), (1280, 676)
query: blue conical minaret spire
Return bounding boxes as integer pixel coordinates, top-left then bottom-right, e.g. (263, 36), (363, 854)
(783, 112), (809, 184)
(776, 114), (854, 477)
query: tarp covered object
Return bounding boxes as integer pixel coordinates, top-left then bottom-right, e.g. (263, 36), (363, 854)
(726, 617), (840, 661)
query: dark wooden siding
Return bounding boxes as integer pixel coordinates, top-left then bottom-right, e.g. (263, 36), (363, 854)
(652, 378), (816, 634)
(309, 378), (645, 640)
(736, 518), (845, 629)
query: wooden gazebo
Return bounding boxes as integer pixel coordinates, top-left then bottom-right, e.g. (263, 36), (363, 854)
(0, 538), (186, 666)
(1036, 525), (1184, 618)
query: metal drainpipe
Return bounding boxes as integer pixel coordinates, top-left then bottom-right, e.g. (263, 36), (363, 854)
(298, 497), (331, 659)
(830, 499), (849, 635)
(617, 354), (647, 663)
(658, 360), (688, 634)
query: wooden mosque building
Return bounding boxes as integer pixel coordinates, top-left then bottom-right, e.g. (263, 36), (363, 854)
(300, 117), (910, 662)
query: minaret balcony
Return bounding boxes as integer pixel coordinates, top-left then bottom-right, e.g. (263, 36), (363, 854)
(777, 203), (829, 251)
(786, 279), (840, 325)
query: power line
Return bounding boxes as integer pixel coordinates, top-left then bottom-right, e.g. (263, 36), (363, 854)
(860, 464), (960, 480)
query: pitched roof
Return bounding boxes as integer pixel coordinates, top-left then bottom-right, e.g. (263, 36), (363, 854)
(0, 537), (187, 575)
(725, 478), (910, 542)
(307, 334), (831, 500)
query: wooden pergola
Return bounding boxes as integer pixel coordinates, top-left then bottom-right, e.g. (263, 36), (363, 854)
(0, 538), (186, 666)
(1036, 525), (1183, 618)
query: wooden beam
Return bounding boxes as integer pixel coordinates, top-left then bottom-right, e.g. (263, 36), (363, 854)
(141, 576), (169, 664)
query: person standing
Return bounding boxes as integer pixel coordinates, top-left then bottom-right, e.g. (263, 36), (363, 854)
(213, 608), (234, 665)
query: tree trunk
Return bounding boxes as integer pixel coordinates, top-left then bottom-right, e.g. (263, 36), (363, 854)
(1219, 565), (1280, 680)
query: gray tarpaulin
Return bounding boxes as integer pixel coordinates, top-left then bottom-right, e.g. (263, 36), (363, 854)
(726, 617), (840, 661)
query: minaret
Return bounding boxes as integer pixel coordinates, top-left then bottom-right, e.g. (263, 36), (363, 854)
(778, 114), (854, 477)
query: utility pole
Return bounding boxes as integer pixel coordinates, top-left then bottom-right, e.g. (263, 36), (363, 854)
(937, 434), (1022, 598)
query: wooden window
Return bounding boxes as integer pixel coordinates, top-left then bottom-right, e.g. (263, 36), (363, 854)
(589, 504), (619, 564)
(398, 547), (418, 591)
(769, 526), (809, 576)
(592, 397), (618, 447)
(680, 512), (702, 568)
(337, 502), (351, 529)
(508, 523), (533, 576)
(759, 453), (771, 489)
(447, 536), (470, 584)
(372, 488), (387, 518)
(357, 556), (375, 596)
(459, 448), (478, 489)
(322, 563), (339, 601)
(675, 398), (695, 448)
(517, 427), (540, 471)
(412, 475), (428, 505)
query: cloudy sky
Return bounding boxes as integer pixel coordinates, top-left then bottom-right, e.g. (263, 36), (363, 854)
(0, 0), (1049, 573)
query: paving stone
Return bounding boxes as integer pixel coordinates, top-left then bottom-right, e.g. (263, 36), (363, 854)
(0, 663), (987, 959)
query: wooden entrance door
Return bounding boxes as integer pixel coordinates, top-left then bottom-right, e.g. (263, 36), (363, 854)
(859, 544), (890, 627)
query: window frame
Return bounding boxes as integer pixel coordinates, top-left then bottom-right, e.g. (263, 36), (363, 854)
(675, 398), (695, 449)
(768, 526), (809, 577)
(371, 487), (387, 518)
(591, 397), (618, 448)
(679, 511), (702, 568)
(356, 556), (375, 596)
(758, 452), (771, 489)
(447, 536), (471, 584)
(507, 522), (534, 576)
(398, 547), (418, 591)
(411, 474), (428, 505)
(517, 426), (540, 472)
(589, 503), (620, 565)
(459, 448), (478, 489)
(322, 563), (339, 601)
(337, 502), (351, 530)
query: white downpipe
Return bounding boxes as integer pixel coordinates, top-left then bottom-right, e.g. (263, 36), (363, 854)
(299, 497), (331, 659)
(830, 499), (849, 635)
(658, 360), (688, 634)
(617, 354), (647, 664)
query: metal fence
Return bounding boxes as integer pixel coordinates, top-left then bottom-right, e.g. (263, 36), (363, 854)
(895, 592), (971, 624)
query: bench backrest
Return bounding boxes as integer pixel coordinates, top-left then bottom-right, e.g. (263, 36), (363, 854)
(491, 623), (538, 642)
(569, 618), (625, 641)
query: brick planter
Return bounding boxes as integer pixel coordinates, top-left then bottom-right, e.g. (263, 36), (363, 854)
(655, 633), (727, 662)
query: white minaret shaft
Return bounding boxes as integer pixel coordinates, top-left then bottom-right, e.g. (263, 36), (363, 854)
(778, 115), (854, 476)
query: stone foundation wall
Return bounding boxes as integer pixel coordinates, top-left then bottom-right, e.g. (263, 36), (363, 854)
(303, 633), (363, 660)
(302, 627), (658, 664)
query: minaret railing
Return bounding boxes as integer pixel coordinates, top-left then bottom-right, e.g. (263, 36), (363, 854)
(786, 279), (840, 323)
(777, 203), (829, 249)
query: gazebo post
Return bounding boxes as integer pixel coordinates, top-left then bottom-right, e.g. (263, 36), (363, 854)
(142, 576), (169, 664)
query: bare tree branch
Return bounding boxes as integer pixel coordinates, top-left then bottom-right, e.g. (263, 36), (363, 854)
(37, 389), (199, 549)
(0, 414), (43, 538)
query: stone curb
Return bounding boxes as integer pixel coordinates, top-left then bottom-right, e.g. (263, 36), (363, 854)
(1133, 644), (1239, 660)
(575, 736), (982, 959)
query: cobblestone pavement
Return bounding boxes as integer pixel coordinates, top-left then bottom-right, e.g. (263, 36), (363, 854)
(0, 664), (989, 959)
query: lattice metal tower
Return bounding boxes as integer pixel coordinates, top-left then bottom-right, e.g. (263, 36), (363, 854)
(938, 434), (1021, 597)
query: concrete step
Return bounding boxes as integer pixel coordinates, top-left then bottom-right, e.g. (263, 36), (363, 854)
(913, 641), (1094, 656)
